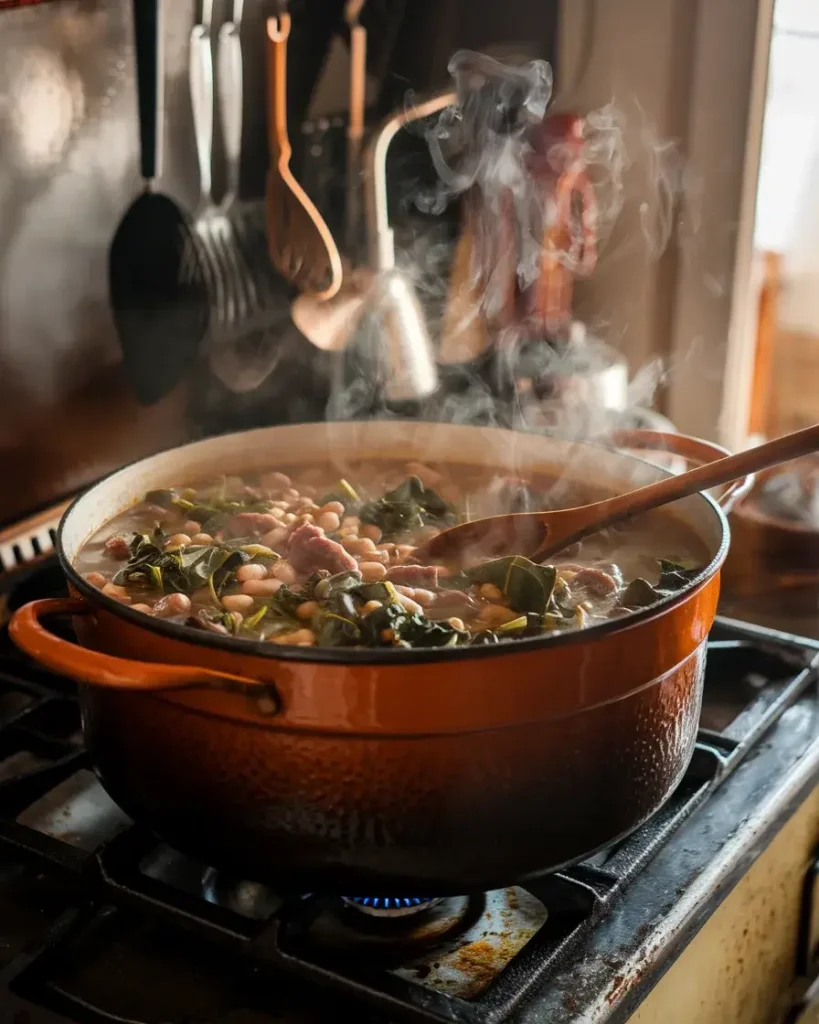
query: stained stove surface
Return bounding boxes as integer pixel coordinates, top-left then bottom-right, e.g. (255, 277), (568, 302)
(0, 557), (818, 1024)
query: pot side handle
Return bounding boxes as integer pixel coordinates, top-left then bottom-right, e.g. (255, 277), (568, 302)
(9, 598), (278, 706)
(607, 429), (755, 515)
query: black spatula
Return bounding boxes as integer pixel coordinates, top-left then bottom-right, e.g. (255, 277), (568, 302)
(108, 0), (209, 406)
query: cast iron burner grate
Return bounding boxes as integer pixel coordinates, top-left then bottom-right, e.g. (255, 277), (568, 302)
(0, 555), (816, 1024)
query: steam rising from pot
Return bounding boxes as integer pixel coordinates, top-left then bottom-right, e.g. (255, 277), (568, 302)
(326, 48), (684, 450)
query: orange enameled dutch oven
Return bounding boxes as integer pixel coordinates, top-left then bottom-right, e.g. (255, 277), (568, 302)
(8, 422), (750, 894)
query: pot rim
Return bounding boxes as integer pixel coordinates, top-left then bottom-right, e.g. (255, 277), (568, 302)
(57, 422), (730, 667)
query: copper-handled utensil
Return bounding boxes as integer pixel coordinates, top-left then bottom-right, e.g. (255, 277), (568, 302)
(358, 90), (456, 401)
(414, 424), (819, 566)
(291, 0), (371, 350)
(266, 8), (342, 299)
(345, 0), (367, 254)
(439, 194), (490, 365)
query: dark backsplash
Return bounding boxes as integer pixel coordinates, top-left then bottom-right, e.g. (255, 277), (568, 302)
(0, 0), (558, 525)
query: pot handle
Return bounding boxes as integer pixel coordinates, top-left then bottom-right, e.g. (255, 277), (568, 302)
(9, 598), (279, 708)
(607, 429), (755, 514)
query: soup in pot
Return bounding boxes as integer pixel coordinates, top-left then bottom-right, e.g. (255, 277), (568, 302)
(74, 460), (709, 650)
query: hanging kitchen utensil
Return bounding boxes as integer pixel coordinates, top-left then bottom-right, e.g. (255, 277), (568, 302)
(358, 90), (455, 402)
(108, 0), (208, 406)
(266, 7), (343, 300)
(217, 0), (244, 207)
(291, 0), (370, 351)
(413, 424), (819, 567)
(439, 193), (491, 365)
(345, 0), (367, 256)
(191, 0), (285, 394)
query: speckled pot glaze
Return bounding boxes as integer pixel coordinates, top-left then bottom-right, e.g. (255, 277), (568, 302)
(10, 421), (733, 893)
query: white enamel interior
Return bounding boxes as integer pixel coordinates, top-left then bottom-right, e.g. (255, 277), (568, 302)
(60, 421), (727, 564)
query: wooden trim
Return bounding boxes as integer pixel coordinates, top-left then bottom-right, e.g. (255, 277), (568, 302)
(747, 251), (781, 436)
(666, 0), (775, 447)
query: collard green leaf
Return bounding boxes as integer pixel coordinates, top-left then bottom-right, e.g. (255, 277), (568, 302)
(353, 581), (391, 605)
(358, 476), (456, 539)
(313, 570), (364, 601)
(438, 572), (473, 592)
(470, 630), (501, 646)
(238, 544), (279, 560)
(498, 615), (528, 633)
(144, 489), (177, 509)
(657, 559), (702, 591)
(182, 546), (231, 585)
(269, 585), (308, 620)
(468, 556), (556, 616)
(619, 578), (661, 609)
(359, 603), (466, 648)
(314, 611), (361, 647)
(319, 479), (361, 513)
(212, 550), (251, 595)
(397, 614), (467, 648)
(243, 605), (268, 632)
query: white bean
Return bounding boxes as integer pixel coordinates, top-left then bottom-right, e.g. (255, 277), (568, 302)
(397, 594), (423, 616)
(272, 562), (297, 584)
(165, 533), (192, 548)
(261, 527), (288, 549)
(153, 593), (192, 616)
(222, 594), (254, 612)
(236, 563), (268, 582)
(343, 537), (377, 555)
(477, 604), (518, 626)
(102, 583), (131, 604)
(317, 511), (340, 533)
(296, 601), (319, 621)
(84, 572), (107, 589)
(190, 533), (213, 545)
(360, 524), (382, 543)
(359, 561), (387, 581)
(320, 501), (345, 517)
(242, 578), (283, 597)
(272, 628), (315, 646)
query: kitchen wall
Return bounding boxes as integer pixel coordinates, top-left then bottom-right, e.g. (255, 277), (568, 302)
(558, 0), (772, 445)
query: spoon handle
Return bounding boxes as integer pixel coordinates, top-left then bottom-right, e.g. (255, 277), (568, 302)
(132, 0), (162, 183)
(587, 424), (819, 532)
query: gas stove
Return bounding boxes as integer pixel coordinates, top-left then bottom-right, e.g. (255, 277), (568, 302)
(0, 553), (818, 1024)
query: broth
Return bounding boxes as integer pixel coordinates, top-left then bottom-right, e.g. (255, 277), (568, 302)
(74, 460), (710, 650)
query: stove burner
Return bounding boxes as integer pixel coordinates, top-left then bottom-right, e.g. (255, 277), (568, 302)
(342, 896), (445, 918)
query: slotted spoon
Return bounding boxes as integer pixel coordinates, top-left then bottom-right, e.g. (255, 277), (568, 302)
(265, 8), (342, 300)
(413, 423), (819, 567)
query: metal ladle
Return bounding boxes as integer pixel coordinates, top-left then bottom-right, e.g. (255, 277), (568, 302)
(297, 91), (455, 402)
(361, 90), (455, 402)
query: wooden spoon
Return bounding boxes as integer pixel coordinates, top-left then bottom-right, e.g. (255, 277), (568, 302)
(266, 11), (343, 300)
(414, 424), (819, 567)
